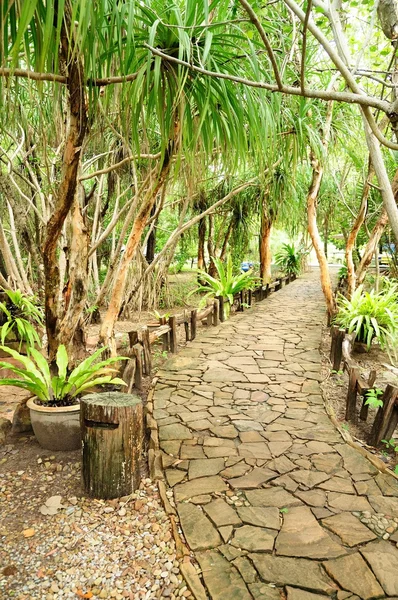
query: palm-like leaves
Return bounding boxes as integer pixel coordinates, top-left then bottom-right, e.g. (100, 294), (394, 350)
(0, 290), (43, 348)
(274, 243), (307, 276)
(191, 255), (257, 305)
(0, 345), (127, 403)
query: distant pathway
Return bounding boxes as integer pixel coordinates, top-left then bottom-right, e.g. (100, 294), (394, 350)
(153, 269), (398, 600)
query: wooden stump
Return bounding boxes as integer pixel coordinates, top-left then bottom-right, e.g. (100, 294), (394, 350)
(81, 392), (143, 499)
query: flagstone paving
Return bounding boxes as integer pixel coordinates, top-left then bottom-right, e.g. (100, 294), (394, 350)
(153, 269), (398, 599)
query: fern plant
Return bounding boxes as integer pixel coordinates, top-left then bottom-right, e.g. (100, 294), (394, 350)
(0, 290), (43, 348)
(335, 284), (398, 363)
(0, 345), (127, 406)
(189, 256), (257, 307)
(274, 243), (307, 276)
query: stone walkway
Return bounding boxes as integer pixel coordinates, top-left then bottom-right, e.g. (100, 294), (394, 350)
(152, 269), (398, 600)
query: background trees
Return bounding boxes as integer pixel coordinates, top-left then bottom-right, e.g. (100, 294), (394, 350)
(1, 0), (398, 356)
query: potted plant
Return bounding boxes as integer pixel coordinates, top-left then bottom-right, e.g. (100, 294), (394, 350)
(0, 289), (44, 352)
(0, 345), (127, 450)
(335, 283), (398, 363)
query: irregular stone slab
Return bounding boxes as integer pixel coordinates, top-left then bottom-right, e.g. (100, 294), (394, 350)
(203, 369), (247, 383)
(179, 561), (208, 600)
(272, 473), (299, 492)
(165, 469), (186, 487)
(322, 512), (377, 547)
(335, 444), (378, 475)
(360, 540), (398, 596)
(238, 442), (271, 460)
(204, 445), (238, 458)
(229, 468), (277, 489)
(188, 458), (225, 480)
(248, 583), (280, 600)
(220, 462), (250, 479)
(246, 487), (302, 508)
(268, 441), (292, 457)
(159, 423), (193, 441)
(232, 556), (257, 584)
(323, 553), (384, 600)
(210, 424), (239, 439)
(290, 470), (330, 488)
(286, 588), (328, 600)
(232, 525), (277, 552)
(295, 489), (327, 507)
(237, 506), (280, 530)
(375, 472), (398, 496)
(203, 498), (242, 527)
(177, 503), (222, 551)
(180, 445), (206, 459)
(327, 492), (372, 513)
(249, 555), (336, 594)
(293, 427), (341, 443)
(318, 477), (355, 494)
(232, 419), (264, 432)
(196, 550), (252, 600)
(174, 475), (228, 501)
(276, 506), (346, 559)
(368, 494), (398, 517)
(268, 455), (296, 474)
(306, 440), (336, 453)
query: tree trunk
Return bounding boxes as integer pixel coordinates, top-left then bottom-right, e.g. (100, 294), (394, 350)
(219, 218), (234, 262)
(259, 198), (273, 283)
(356, 209), (389, 286)
(207, 214), (216, 277)
(145, 204), (157, 264)
(197, 217), (207, 272)
(100, 147), (175, 352)
(42, 7), (87, 361)
(345, 160), (373, 297)
(307, 100), (336, 317)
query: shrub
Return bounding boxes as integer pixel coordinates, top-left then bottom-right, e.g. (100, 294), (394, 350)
(274, 243), (307, 276)
(0, 289), (43, 348)
(335, 284), (398, 363)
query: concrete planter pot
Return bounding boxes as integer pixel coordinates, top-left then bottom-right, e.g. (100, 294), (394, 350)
(27, 397), (81, 451)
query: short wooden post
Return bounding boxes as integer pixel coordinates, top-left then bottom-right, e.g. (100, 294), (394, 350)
(370, 385), (398, 445)
(239, 291), (244, 311)
(345, 367), (359, 424)
(81, 392), (143, 499)
(168, 315), (178, 353)
(265, 284), (270, 298)
(133, 344), (143, 390)
(160, 317), (169, 351)
(248, 289), (253, 307)
(190, 310), (197, 341)
(184, 310), (190, 341)
(276, 279), (282, 291)
(206, 301), (213, 327)
(332, 328), (345, 372)
(217, 295), (225, 322)
(141, 326), (152, 376)
(213, 299), (219, 326)
(330, 325), (338, 364)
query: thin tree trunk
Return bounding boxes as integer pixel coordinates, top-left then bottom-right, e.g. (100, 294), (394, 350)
(219, 218), (234, 262)
(345, 160), (374, 297)
(100, 145), (176, 352)
(307, 100), (336, 317)
(42, 7), (87, 361)
(259, 198), (273, 283)
(356, 209), (389, 286)
(207, 214), (216, 276)
(0, 219), (23, 288)
(197, 218), (207, 272)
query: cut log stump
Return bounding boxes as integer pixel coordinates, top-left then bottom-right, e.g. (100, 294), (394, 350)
(81, 392), (143, 499)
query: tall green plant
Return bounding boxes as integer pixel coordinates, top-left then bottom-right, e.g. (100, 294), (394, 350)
(0, 345), (127, 405)
(274, 243), (307, 276)
(190, 256), (257, 306)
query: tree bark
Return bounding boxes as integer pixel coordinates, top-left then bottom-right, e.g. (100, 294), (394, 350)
(207, 214), (216, 277)
(259, 197), (273, 283)
(42, 7), (87, 361)
(197, 217), (207, 272)
(145, 204), (157, 264)
(307, 100), (336, 317)
(345, 160), (373, 297)
(219, 218), (234, 262)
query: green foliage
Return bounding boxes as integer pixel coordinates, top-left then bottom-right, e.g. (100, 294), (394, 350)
(364, 388), (384, 409)
(274, 243), (307, 276)
(335, 284), (398, 362)
(338, 264), (348, 281)
(382, 438), (398, 452)
(0, 345), (127, 405)
(0, 290), (43, 349)
(190, 256), (258, 306)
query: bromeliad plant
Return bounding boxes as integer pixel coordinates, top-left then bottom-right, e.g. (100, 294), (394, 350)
(190, 256), (258, 308)
(335, 284), (398, 363)
(0, 345), (127, 406)
(0, 290), (43, 348)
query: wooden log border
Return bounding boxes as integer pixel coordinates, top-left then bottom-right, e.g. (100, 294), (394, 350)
(329, 326), (398, 447)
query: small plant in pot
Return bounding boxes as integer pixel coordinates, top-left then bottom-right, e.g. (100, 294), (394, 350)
(0, 345), (127, 451)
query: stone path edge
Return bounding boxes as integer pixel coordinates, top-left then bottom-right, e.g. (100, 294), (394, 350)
(146, 377), (209, 600)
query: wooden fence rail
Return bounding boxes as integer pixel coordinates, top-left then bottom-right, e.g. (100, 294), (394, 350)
(329, 326), (398, 446)
(122, 273), (296, 391)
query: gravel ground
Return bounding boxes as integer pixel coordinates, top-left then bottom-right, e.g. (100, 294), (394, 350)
(0, 435), (191, 600)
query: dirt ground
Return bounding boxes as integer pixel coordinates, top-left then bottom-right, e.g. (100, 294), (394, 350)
(320, 324), (398, 470)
